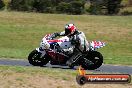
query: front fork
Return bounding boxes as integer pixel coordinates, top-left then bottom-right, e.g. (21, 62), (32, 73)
(36, 48), (46, 58)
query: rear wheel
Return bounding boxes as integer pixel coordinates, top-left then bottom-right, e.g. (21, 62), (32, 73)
(28, 50), (50, 66)
(81, 51), (103, 70)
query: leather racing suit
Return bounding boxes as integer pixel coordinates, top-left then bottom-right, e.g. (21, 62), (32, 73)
(50, 30), (89, 67)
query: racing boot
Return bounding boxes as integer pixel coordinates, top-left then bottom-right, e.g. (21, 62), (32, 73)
(66, 51), (82, 68)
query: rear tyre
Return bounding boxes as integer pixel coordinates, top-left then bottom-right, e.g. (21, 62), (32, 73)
(28, 50), (50, 66)
(81, 51), (103, 70)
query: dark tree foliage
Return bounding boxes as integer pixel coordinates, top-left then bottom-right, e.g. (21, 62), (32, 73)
(70, 0), (85, 14)
(9, 0), (86, 14)
(88, 0), (103, 14)
(89, 0), (122, 15)
(9, 0), (34, 11)
(128, 0), (132, 6)
(9, 0), (53, 12)
(56, 0), (85, 14)
(0, 0), (5, 9)
(56, 2), (71, 13)
(106, 0), (122, 14)
(32, 0), (54, 13)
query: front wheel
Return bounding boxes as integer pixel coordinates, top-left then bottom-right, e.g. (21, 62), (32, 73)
(28, 50), (50, 66)
(81, 51), (103, 70)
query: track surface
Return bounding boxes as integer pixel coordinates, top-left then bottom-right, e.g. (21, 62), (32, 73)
(0, 59), (132, 74)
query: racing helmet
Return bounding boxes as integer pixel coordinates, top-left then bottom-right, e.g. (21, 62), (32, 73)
(65, 24), (76, 36)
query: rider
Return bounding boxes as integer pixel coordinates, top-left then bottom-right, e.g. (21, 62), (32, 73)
(50, 23), (89, 67)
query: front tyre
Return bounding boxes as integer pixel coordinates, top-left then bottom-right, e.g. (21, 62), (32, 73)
(28, 50), (50, 66)
(81, 51), (103, 70)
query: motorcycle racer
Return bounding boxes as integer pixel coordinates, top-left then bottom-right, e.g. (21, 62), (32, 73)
(50, 23), (89, 67)
(28, 23), (105, 69)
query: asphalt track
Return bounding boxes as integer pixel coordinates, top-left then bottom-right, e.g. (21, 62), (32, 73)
(0, 59), (132, 74)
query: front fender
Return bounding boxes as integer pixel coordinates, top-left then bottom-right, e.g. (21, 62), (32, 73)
(36, 48), (46, 57)
(36, 48), (40, 52)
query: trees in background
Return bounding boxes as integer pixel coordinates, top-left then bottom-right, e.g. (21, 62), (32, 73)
(88, 0), (122, 15)
(9, 0), (34, 11)
(8, 0), (85, 14)
(56, 0), (85, 14)
(128, 0), (132, 6)
(0, 0), (128, 15)
(0, 0), (5, 9)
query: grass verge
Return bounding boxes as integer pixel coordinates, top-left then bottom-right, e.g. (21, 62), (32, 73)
(0, 11), (131, 65)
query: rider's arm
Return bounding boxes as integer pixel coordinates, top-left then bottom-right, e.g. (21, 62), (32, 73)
(50, 31), (66, 39)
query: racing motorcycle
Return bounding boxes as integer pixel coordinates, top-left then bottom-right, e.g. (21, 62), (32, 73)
(28, 34), (106, 70)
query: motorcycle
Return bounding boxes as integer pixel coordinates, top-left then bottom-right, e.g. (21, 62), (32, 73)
(28, 34), (106, 70)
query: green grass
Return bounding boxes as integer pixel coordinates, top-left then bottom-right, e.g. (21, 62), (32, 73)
(0, 11), (132, 65)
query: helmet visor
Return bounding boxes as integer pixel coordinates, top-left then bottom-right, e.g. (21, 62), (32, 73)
(65, 28), (71, 35)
